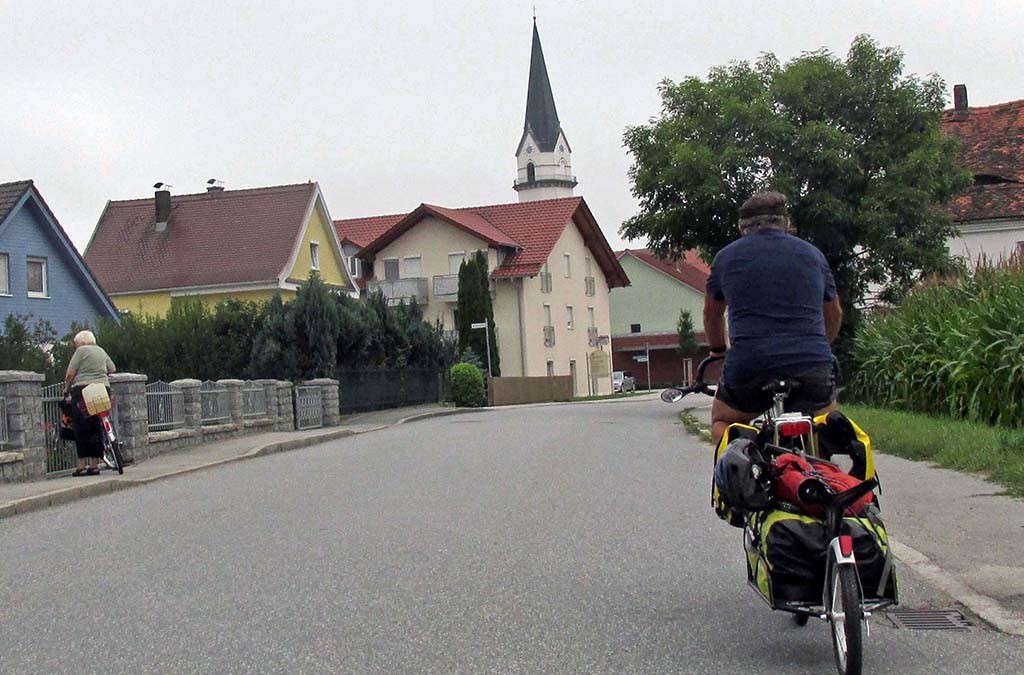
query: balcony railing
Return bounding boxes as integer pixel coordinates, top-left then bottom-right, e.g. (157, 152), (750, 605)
(585, 276), (596, 297)
(588, 326), (599, 347)
(368, 278), (429, 305)
(543, 325), (556, 348)
(433, 274), (459, 302)
(540, 272), (552, 293)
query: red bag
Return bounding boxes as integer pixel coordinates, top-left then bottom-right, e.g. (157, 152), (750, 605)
(771, 453), (874, 518)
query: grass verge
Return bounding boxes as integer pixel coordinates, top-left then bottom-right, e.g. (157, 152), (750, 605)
(844, 404), (1024, 497)
(679, 409), (714, 444)
(573, 391), (649, 402)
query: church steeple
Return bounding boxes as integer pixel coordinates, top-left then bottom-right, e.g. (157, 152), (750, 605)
(514, 19), (577, 202)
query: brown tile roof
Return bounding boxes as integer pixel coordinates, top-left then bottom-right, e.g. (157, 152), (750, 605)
(352, 197), (629, 288)
(0, 180), (33, 223)
(942, 99), (1024, 222)
(84, 183), (318, 294)
(615, 248), (709, 293)
(334, 213), (405, 249)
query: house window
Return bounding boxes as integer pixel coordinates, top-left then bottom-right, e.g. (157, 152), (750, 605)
(309, 241), (320, 270)
(563, 253), (571, 278)
(544, 304), (552, 326)
(27, 257), (48, 298)
(403, 256), (422, 278)
(547, 360), (555, 377)
(566, 305), (574, 330)
(588, 306), (596, 327)
(383, 258), (400, 281)
(349, 256), (361, 278)
(0, 253), (9, 295)
(527, 162), (536, 183)
(630, 323), (641, 334)
(449, 252), (466, 275)
(585, 257), (593, 277)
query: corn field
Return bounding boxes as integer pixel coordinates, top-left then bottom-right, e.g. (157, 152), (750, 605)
(851, 259), (1024, 428)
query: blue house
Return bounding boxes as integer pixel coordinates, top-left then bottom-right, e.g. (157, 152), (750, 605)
(0, 180), (119, 335)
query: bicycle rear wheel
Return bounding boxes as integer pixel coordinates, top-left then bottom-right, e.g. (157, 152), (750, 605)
(827, 557), (864, 675)
(102, 434), (124, 475)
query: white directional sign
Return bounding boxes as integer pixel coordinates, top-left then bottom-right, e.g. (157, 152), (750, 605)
(470, 322), (487, 329)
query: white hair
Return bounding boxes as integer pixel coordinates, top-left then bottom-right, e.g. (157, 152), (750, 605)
(74, 330), (97, 346)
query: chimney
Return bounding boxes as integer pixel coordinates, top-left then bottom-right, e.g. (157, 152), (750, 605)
(154, 188), (172, 232)
(953, 84), (969, 120)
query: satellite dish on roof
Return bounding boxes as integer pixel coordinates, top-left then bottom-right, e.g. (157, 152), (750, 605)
(153, 182), (172, 190)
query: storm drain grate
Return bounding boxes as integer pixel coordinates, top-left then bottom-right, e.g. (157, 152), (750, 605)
(888, 609), (971, 630)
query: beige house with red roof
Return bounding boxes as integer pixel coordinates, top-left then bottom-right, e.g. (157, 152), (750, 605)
(610, 249), (710, 388)
(336, 196), (628, 395)
(942, 85), (1024, 265)
(85, 182), (356, 315)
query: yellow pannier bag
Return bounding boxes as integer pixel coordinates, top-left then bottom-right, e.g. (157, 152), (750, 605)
(82, 383), (111, 416)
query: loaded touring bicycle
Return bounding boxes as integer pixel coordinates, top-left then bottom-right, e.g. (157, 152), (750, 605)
(663, 356), (898, 675)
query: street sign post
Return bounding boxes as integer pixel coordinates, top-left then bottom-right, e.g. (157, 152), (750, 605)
(471, 321), (492, 377)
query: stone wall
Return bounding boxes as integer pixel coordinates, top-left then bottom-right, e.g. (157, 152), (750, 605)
(0, 371), (341, 484)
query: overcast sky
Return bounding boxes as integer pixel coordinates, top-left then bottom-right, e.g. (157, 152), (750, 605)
(3, 1), (1022, 254)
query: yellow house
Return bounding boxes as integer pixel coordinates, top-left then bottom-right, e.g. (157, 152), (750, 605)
(84, 182), (356, 315)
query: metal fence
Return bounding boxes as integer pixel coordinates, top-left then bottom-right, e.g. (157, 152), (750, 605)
(337, 368), (447, 413)
(41, 383), (76, 474)
(242, 381), (267, 418)
(200, 381), (231, 425)
(147, 381), (185, 431)
(294, 385), (323, 430)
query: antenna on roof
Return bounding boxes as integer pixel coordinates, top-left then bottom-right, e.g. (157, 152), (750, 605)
(153, 182), (172, 190)
(206, 178), (225, 193)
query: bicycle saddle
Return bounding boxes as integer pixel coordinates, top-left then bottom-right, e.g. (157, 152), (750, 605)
(761, 378), (801, 394)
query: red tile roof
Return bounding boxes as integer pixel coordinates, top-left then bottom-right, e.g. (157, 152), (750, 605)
(615, 248), (709, 293)
(334, 213), (405, 249)
(351, 197), (629, 288)
(612, 332), (709, 351)
(942, 99), (1024, 222)
(85, 183), (318, 293)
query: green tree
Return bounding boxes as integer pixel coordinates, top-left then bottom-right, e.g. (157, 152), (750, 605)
(455, 251), (500, 376)
(291, 271), (340, 379)
(0, 314), (55, 375)
(677, 309), (698, 353)
(622, 35), (971, 349)
(250, 293), (298, 380)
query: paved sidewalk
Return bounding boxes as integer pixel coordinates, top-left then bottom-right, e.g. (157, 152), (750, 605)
(0, 403), (472, 520)
(680, 395), (1024, 636)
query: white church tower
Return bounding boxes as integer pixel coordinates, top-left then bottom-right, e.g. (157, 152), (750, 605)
(513, 19), (577, 202)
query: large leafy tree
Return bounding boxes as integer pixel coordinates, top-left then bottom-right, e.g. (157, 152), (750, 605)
(622, 35), (970, 345)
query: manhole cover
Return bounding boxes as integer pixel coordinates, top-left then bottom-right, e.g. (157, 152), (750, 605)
(888, 609), (971, 630)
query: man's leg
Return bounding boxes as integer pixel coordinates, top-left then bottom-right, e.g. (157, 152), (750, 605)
(711, 396), (759, 446)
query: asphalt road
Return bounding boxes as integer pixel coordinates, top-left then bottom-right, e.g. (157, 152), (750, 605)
(2, 399), (1021, 674)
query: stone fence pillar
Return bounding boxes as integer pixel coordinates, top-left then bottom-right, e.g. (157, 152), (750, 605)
(0, 370), (45, 480)
(110, 373), (148, 462)
(276, 381), (294, 431)
(217, 379), (244, 426)
(256, 379), (279, 423)
(169, 379), (201, 432)
(306, 378), (340, 427)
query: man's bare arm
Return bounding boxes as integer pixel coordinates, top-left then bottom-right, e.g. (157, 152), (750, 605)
(824, 296), (843, 343)
(703, 296), (728, 352)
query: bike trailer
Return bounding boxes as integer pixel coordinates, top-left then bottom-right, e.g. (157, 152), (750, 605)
(745, 505), (899, 611)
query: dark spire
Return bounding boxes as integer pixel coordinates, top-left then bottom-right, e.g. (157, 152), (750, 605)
(524, 21), (561, 152)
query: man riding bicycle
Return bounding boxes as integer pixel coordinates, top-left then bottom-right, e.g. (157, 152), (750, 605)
(703, 191), (843, 445)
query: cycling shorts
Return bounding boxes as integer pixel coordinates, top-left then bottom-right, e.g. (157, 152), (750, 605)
(715, 362), (837, 415)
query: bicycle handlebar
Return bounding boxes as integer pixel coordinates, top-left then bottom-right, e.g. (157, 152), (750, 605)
(660, 354), (724, 402)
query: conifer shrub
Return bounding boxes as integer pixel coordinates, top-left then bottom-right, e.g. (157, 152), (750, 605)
(450, 362), (485, 407)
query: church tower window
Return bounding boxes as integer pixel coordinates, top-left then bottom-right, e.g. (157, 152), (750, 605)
(527, 162), (536, 183)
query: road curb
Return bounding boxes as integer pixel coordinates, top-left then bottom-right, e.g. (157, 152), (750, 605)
(0, 407), (476, 522)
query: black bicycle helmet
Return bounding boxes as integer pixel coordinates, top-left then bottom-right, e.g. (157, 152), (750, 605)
(714, 439), (772, 512)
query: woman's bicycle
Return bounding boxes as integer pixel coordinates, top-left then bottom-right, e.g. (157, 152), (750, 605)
(663, 356), (897, 675)
(61, 389), (125, 475)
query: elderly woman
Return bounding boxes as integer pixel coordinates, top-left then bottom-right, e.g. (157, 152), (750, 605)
(63, 330), (116, 476)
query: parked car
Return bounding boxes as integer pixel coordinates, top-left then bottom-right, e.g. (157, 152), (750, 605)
(613, 371), (636, 393)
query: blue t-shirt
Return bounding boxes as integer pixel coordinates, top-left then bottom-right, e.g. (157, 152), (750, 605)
(706, 229), (837, 384)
